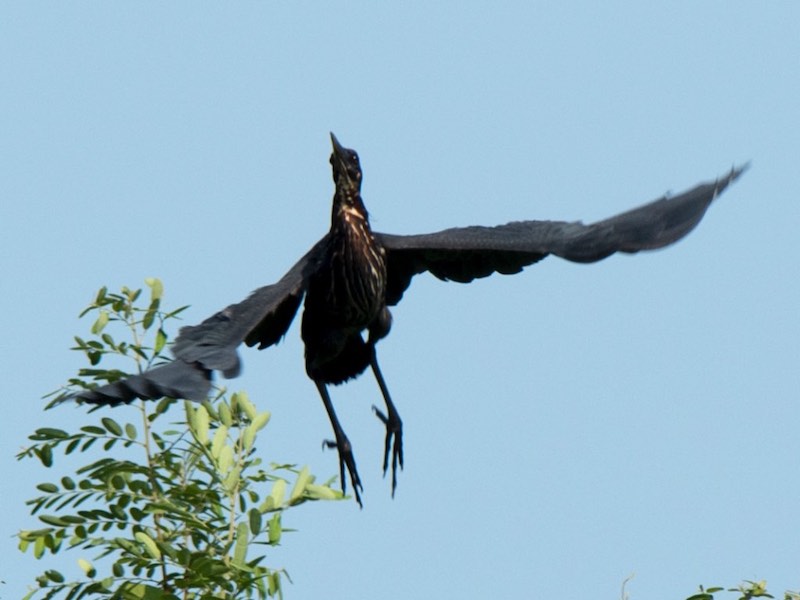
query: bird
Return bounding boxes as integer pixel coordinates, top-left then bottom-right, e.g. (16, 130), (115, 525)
(74, 132), (747, 506)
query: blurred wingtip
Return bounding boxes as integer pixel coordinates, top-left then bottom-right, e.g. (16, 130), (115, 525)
(712, 162), (750, 199)
(731, 161), (751, 180)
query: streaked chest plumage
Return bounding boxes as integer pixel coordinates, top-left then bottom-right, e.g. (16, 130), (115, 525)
(320, 206), (387, 327)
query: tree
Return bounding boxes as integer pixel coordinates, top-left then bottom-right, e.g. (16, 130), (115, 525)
(17, 280), (342, 599)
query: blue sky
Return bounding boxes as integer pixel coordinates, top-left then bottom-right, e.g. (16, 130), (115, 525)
(2, 2), (798, 598)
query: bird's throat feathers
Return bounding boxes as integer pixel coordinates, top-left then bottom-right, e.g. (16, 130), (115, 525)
(332, 193), (370, 228)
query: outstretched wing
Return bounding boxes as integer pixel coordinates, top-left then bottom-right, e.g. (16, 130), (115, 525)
(377, 166), (746, 305)
(77, 237), (330, 405)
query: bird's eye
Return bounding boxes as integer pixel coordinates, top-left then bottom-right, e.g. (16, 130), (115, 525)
(350, 151), (359, 163)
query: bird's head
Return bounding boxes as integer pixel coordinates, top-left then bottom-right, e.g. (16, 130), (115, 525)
(330, 132), (363, 195)
(329, 132), (368, 221)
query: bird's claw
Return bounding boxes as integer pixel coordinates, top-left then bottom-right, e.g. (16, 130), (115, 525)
(372, 405), (404, 496)
(323, 436), (363, 507)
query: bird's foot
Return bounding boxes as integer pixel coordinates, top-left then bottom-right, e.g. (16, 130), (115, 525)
(372, 405), (404, 496)
(322, 435), (363, 507)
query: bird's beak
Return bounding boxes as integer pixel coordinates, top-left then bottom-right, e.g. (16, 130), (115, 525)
(329, 132), (355, 187)
(330, 132), (345, 160)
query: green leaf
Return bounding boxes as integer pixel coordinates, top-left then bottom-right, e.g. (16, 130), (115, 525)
(60, 515), (86, 525)
(304, 483), (341, 500)
(35, 428), (69, 439)
(116, 582), (166, 600)
(219, 402), (232, 427)
(185, 402), (197, 428)
(289, 466), (312, 503)
(193, 405), (210, 445)
(142, 308), (156, 331)
(37, 482), (59, 493)
(147, 501), (202, 523)
(101, 417), (123, 436)
(241, 429), (256, 454)
(81, 425), (105, 435)
(39, 445), (53, 467)
(99, 577), (115, 592)
(218, 444), (234, 473)
(45, 569), (65, 583)
(78, 558), (96, 577)
(164, 304), (189, 318)
(248, 508), (262, 535)
(129, 479), (152, 496)
(233, 522), (249, 566)
(237, 390), (257, 420)
(61, 477), (76, 491)
(145, 277), (163, 301)
(134, 531), (161, 559)
(91, 310), (109, 334)
(251, 411), (271, 431)
(34, 535), (46, 558)
(268, 572), (280, 596)
(211, 426), (229, 459)
(94, 286), (108, 305)
(223, 467), (240, 493)
(125, 423), (137, 440)
(267, 513), (282, 544)
(243, 412), (270, 452)
(154, 328), (167, 354)
(268, 479), (286, 509)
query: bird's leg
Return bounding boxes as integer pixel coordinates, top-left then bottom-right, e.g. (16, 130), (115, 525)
(315, 379), (363, 507)
(369, 351), (403, 496)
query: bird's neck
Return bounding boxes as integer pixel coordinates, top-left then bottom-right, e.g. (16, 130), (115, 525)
(331, 193), (371, 232)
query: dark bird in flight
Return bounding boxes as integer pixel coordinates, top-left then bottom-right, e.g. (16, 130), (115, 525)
(76, 133), (746, 505)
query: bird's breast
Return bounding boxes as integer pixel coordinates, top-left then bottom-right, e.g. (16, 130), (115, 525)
(318, 216), (387, 328)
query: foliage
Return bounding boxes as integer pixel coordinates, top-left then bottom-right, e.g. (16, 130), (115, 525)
(17, 280), (343, 599)
(686, 581), (800, 600)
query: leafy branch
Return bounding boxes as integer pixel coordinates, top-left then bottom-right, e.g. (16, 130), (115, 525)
(687, 581), (799, 600)
(18, 280), (342, 600)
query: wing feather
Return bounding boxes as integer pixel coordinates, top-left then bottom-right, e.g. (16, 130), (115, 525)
(77, 238), (328, 405)
(377, 166), (746, 304)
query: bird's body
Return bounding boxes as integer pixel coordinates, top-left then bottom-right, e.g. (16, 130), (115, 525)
(302, 187), (388, 385)
(74, 133), (747, 505)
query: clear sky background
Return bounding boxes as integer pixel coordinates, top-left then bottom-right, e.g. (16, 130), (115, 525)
(2, 3), (798, 599)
